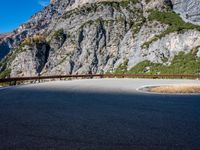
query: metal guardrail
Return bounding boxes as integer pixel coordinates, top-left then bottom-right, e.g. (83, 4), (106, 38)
(0, 74), (200, 84)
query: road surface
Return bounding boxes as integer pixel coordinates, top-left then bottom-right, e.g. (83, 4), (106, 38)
(0, 79), (200, 150)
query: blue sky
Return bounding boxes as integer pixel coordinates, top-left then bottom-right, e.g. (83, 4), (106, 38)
(0, 0), (49, 33)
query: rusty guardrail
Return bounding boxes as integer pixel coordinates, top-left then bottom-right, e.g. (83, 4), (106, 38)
(0, 74), (199, 84)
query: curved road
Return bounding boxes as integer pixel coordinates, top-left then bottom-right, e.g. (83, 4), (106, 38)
(0, 79), (200, 150)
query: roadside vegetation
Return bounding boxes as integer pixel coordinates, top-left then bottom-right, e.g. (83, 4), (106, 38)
(115, 59), (129, 74)
(115, 51), (200, 75)
(0, 69), (12, 87)
(0, 69), (11, 78)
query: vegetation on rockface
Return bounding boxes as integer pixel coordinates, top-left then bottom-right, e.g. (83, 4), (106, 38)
(131, 15), (146, 37)
(145, 0), (152, 3)
(79, 16), (136, 30)
(63, 0), (140, 20)
(115, 51), (200, 75)
(53, 29), (65, 38)
(0, 51), (16, 76)
(142, 10), (200, 48)
(0, 69), (11, 78)
(100, 0), (139, 8)
(22, 35), (46, 46)
(0, 44), (32, 74)
(0, 43), (30, 73)
(65, 0), (145, 37)
(48, 28), (67, 46)
(115, 59), (129, 74)
(0, 68), (20, 86)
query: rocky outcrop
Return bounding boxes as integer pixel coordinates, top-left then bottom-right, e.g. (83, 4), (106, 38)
(42, 1), (145, 75)
(0, 0), (74, 60)
(10, 42), (50, 77)
(0, 41), (11, 60)
(141, 30), (200, 63)
(172, 0), (200, 25)
(1, 0), (200, 77)
(0, 33), (14, 59)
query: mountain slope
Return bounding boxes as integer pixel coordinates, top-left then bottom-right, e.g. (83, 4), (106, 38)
(1, 0), (200, 77)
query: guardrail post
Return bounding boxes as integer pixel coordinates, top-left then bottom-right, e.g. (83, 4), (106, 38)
(38, 73), (41, 83)
(90, 75), (93, 79)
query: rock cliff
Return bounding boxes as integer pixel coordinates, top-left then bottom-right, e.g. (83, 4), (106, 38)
(0, 0), (200, 77)
(172, 0), (200, 25)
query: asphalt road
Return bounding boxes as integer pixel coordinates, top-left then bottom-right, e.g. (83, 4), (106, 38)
(0, 79), (200, 150)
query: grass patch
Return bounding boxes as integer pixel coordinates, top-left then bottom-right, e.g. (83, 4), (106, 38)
(115, 59), (129, 74)
(116, 51), (200, 75)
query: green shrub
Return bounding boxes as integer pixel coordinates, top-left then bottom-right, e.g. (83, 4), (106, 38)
(115, 59), (129, 74)
(53, 29), (64, 38)
(22, 35), (46, 46)
(0, 69), (11, 79)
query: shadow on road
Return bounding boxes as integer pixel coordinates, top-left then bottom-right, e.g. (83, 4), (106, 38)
(0, 86), (200, 150)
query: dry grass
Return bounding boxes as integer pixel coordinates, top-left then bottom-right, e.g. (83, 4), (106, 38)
(149, 84), (200, 94)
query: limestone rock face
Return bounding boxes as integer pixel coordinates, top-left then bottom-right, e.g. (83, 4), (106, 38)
(0, 33), (13, 59)
(143, 30), (200, 63)
(0, 41), (12, 60)
(172, 0), (200, 25)
(0, 0), (73, 60)
(42, 1), (146, 75)
(1, 0), (200, 77)
(10, 42), (50, 77)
